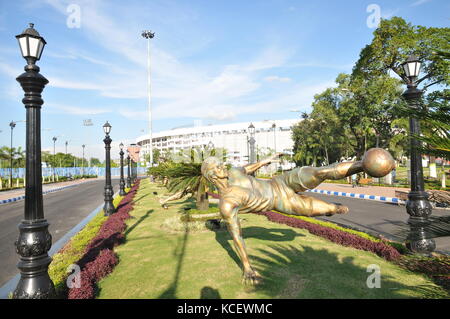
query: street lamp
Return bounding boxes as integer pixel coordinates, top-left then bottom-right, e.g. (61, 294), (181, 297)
(141, 29), (155, 168)
(119, 142), (126, 196)
(400, 54), (435, 254)
(248, 123), (256, 164)
(81, 144), (85, 177)
(126, 151), (132, 188)
(52, 136), (57, 181)
(9, 121), (16, 188)
(13, 23), (55, 299)
(272, 123), (277, 153)
(103, 121), (115, 216)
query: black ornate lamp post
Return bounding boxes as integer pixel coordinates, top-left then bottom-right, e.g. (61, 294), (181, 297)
(9, 121), (16, 188)
(119, 142), (126, 196)
(126, 152), (132, 188)
(401, 55), (435, 254)
(81, 144), (85, 177)
(13, 23), (55, 299)
(132, 159), (137, 182)
(103, 121), (115, 216)
(248, 123), (256, 164)
(52, 136), (57, 181)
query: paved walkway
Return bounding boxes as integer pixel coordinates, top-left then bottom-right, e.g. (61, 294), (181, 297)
(314, 183), (410, 198)
(0, 178), (102, 202)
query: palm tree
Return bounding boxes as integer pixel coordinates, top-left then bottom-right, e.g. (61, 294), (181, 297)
(150, 147), (216, 210)
(13, 146), (26, 168)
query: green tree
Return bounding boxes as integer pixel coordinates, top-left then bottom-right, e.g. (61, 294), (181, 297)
(352, 17), (449, 88)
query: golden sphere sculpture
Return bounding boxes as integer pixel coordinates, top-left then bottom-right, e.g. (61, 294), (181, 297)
(362, 148), (395, 178)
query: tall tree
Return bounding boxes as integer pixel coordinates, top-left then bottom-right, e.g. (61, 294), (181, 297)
(352, 17), (449, 88)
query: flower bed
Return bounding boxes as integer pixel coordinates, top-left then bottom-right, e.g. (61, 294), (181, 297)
(68, 180), (141, 299)
(255, 210), (401, 261)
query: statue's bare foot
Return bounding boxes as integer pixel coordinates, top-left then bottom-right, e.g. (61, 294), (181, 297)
(336, 205), (349, 214)
(242, 269), (261, 285)
(325, 205), (349, 216)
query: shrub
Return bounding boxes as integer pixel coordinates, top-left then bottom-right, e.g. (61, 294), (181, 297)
(67, 180), (140, 299)
(48, 193), (126, 297)
(255, 210), (401, 261)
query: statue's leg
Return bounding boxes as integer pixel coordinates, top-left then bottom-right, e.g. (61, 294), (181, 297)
(286, 193), (348, 217)
(159, 190), (188, 208)
(285, 161), (363, 191)
(221, 207), (260, 285)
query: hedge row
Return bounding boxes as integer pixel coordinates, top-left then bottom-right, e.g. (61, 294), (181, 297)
(254, 210), (402, 261)
(68, 180), (141, 299)
(48, 192), (128, 297)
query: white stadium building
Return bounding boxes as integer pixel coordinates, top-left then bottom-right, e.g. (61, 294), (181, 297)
(136, 119), (299, 167)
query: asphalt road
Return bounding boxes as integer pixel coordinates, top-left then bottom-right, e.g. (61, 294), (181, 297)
(308, 193), (450, 254)
(0, 178), (120, 287)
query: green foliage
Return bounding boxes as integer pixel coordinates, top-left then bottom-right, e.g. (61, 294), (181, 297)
(148, 147), (219, 210)
(352, 17), (450, 88)
(49, 212), (107, 296)
(48, 194), (124, 297)
(292, 17), (449, 165)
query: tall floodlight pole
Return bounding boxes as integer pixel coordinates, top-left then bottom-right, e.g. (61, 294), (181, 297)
(14, 23), (55, 299)
(400, 55), (435, 254)
(141, 30), (155, 168)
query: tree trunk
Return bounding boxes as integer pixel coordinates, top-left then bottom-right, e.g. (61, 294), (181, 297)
(196, 192), (209, 210)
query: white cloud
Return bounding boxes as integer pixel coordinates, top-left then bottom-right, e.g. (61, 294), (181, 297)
(47, 103), (110, 115)
(42, 0), (332, 124)
(381, 8), (400, 19)
(411, 0), (432, 6)
(264, 75), (291, 83)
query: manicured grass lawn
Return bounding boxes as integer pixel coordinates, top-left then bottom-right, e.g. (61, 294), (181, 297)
(97, 179), (448, 299)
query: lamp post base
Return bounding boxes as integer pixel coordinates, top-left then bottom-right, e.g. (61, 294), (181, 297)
(13, 220), (55, 299)
(406, 216), (436, 255)
(104, 185), (115, 216)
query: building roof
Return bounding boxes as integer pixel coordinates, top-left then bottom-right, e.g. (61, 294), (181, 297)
(136, 118), (299, 142)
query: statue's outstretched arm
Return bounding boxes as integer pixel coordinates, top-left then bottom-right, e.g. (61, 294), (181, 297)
(242, 152), (282, 175)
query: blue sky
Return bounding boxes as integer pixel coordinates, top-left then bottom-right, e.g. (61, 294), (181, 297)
(0, 0), (448, 159)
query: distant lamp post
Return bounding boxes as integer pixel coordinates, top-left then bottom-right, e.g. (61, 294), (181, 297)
(119, 142), (126, 196)
(207, 141), (214, 157)
(13, 23), (55, 299)
(248, 123), (256, 164)
(52, 136), (57, 181)
(103, 121), (115, 216)
(81, 144), (85, 177)
(401, 54), (435, 254)
(126, 152), (132, 188)
(9, 121), (16, 188)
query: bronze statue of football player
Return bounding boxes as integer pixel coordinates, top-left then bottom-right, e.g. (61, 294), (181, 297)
(201, 148), (395, 284)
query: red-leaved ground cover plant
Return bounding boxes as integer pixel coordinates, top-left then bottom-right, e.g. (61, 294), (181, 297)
(68, 180), (141, 299)
(254, 210), (401, 261)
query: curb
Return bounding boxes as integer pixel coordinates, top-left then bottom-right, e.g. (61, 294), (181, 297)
(0, 180), (97, 205)
(306, 189), (405, 204)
